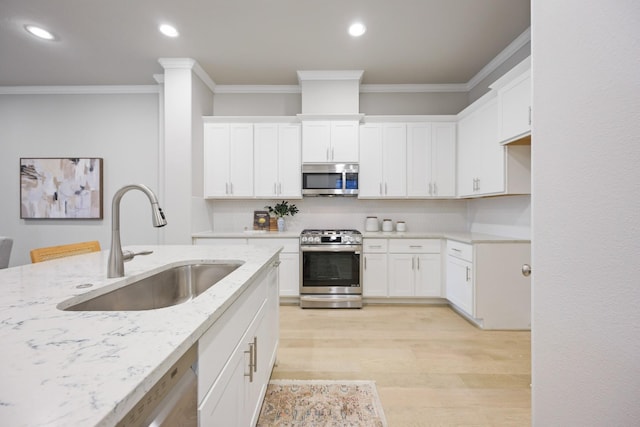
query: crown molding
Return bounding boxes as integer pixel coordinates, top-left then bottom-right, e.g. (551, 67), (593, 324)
(360, 84), (467, 93)
(297, 70), (364, 83)
(214, 85), (301, 94)
(0, 85), (160, 95)
(466, 27), (531, 91)
(158, 58), (216, 93)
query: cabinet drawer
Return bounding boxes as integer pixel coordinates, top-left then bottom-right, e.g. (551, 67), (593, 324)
(363, 239), (388, 253)
(248, 238), (299, 253)
(389, 239), (440, 253)
(447, 240), (473, 262)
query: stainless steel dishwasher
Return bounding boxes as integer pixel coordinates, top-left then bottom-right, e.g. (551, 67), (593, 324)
(116, 345), (198, 427)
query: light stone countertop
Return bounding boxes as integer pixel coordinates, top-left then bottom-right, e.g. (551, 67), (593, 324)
(192, 230), (530, 244)
(0, 244), (281, 427)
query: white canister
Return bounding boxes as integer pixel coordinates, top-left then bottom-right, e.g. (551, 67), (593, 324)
(365, 216), (379, 232)
(382, 219), (393, 232)
(396, 221), (406, 232)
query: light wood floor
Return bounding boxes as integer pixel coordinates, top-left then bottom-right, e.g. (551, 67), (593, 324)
(271, 304), (531, 427)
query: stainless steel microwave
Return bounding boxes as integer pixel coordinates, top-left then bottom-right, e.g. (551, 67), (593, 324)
(302, 163), (359, 196)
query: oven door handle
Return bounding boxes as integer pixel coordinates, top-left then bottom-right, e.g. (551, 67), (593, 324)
(300, 245), (362, 253)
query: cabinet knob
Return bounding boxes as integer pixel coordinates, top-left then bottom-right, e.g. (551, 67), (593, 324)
(522, 264), (532, 277)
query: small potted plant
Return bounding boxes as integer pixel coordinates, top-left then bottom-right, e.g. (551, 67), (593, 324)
(265, 200), (299, 232)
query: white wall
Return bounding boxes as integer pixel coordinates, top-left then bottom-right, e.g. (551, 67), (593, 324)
(532, 1), (640, 425)
(467, 195), (530, 238)
(0, 93), (161, 266)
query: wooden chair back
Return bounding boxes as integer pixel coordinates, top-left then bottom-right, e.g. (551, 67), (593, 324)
(30, 241), (101, 263)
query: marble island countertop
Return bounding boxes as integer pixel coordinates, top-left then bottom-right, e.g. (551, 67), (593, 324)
(0, 244), (281, 427)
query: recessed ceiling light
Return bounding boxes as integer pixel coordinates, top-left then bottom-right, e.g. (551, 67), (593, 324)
(348, 22), (366, 37)
(24, 25), (56, 41)
(159, 24), (179, 38)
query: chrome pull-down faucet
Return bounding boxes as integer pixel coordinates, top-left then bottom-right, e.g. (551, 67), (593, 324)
(108, 184), (167, 278)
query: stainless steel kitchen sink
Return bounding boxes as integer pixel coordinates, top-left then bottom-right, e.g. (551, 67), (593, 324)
(60, 262), (243, 311)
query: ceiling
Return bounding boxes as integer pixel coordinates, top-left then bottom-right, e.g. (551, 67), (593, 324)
(0, 0), (531, 87)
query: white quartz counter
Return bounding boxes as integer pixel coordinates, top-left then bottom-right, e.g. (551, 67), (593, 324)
(192, 230), (530, 244)
(0, 244), (281, 427)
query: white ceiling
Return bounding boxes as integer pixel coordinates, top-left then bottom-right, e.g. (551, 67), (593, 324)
(0, 0), (531, 87)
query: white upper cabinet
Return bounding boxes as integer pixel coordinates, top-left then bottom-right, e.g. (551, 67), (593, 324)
(302, 120), (359, 163)
(254, 123), (301, 198)
(407, 122), (456, 198)
(457, 93), (531, 198)
(491, 56), (532, 144)
(204, 123), (254, 198)
(358, 123), (406, 198)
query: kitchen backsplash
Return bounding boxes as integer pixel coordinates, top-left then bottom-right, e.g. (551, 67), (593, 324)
(203, 196), (530, 237)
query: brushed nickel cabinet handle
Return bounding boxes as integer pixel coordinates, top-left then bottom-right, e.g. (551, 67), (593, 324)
(244, 342), (254, 382)
(253, 336), (258, 373)
(522, 264), (532, 277)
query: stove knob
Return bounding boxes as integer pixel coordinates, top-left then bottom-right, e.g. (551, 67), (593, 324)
(354, 236), (362, 243)
(314, 236), (321, 244)
(301, 236), (307, 243)
(343, 236), (352, 243)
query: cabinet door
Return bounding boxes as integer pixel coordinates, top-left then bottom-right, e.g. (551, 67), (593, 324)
(457, 97), (502, 196)
(456, 114), (479, 197)
(228, 124), (254, 197)
(278, 252), (300, 297)
(431, 123), (456, 197)
(254, 123), (279, 197)
(388, 253), (414, 297)
(363, 253), (388, 297)
(414, 254), (442, 297)
(302, 121), (330, 162)
(204, 124), (231, 198)
(498, 70), (531, 143)
(446, 256), (473, 316)
(330, 121), (359, 162)
(406, 123), (431, 197)
(198, 343), (245, 426)
(358, 124), (384, 197)
(382, 124), (407, 197)
(277, 124), (302, 198)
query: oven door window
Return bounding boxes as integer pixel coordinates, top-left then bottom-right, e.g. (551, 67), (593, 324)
(302, 173), (343, 190)
(302, 251), (360, 287)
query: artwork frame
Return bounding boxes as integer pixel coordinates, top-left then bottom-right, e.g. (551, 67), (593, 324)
(20, 157), (104, 219)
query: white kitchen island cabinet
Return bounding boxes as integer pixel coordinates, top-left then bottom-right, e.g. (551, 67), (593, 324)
(253, 123), (302, 198)
(301, 120), (359, 163)
(446, 239), (531, 330)
(204, 123), (254, 198)
(198, 259), (279, 427)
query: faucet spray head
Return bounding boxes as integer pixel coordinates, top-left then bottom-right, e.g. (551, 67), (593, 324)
(151, 203), (167, 228)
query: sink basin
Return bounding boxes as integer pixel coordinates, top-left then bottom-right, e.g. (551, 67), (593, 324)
(60, 262), (243, 311)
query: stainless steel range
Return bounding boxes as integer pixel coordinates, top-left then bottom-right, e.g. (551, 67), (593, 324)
(299, 229), (363, 308)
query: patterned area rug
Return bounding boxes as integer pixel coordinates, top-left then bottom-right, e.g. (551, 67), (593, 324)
(257, 380), (388, 427)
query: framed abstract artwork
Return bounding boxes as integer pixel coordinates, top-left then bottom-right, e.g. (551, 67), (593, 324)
(20, 157), (103, 219)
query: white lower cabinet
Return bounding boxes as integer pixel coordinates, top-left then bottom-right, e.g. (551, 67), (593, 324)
(198, 259), (279, 426)
(445, 239), (531, 330)
(193, 237), (299, 298)
(363, 238), (442, 299)
(388, 239), (441, 297)
(362, 239), (388, 297)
